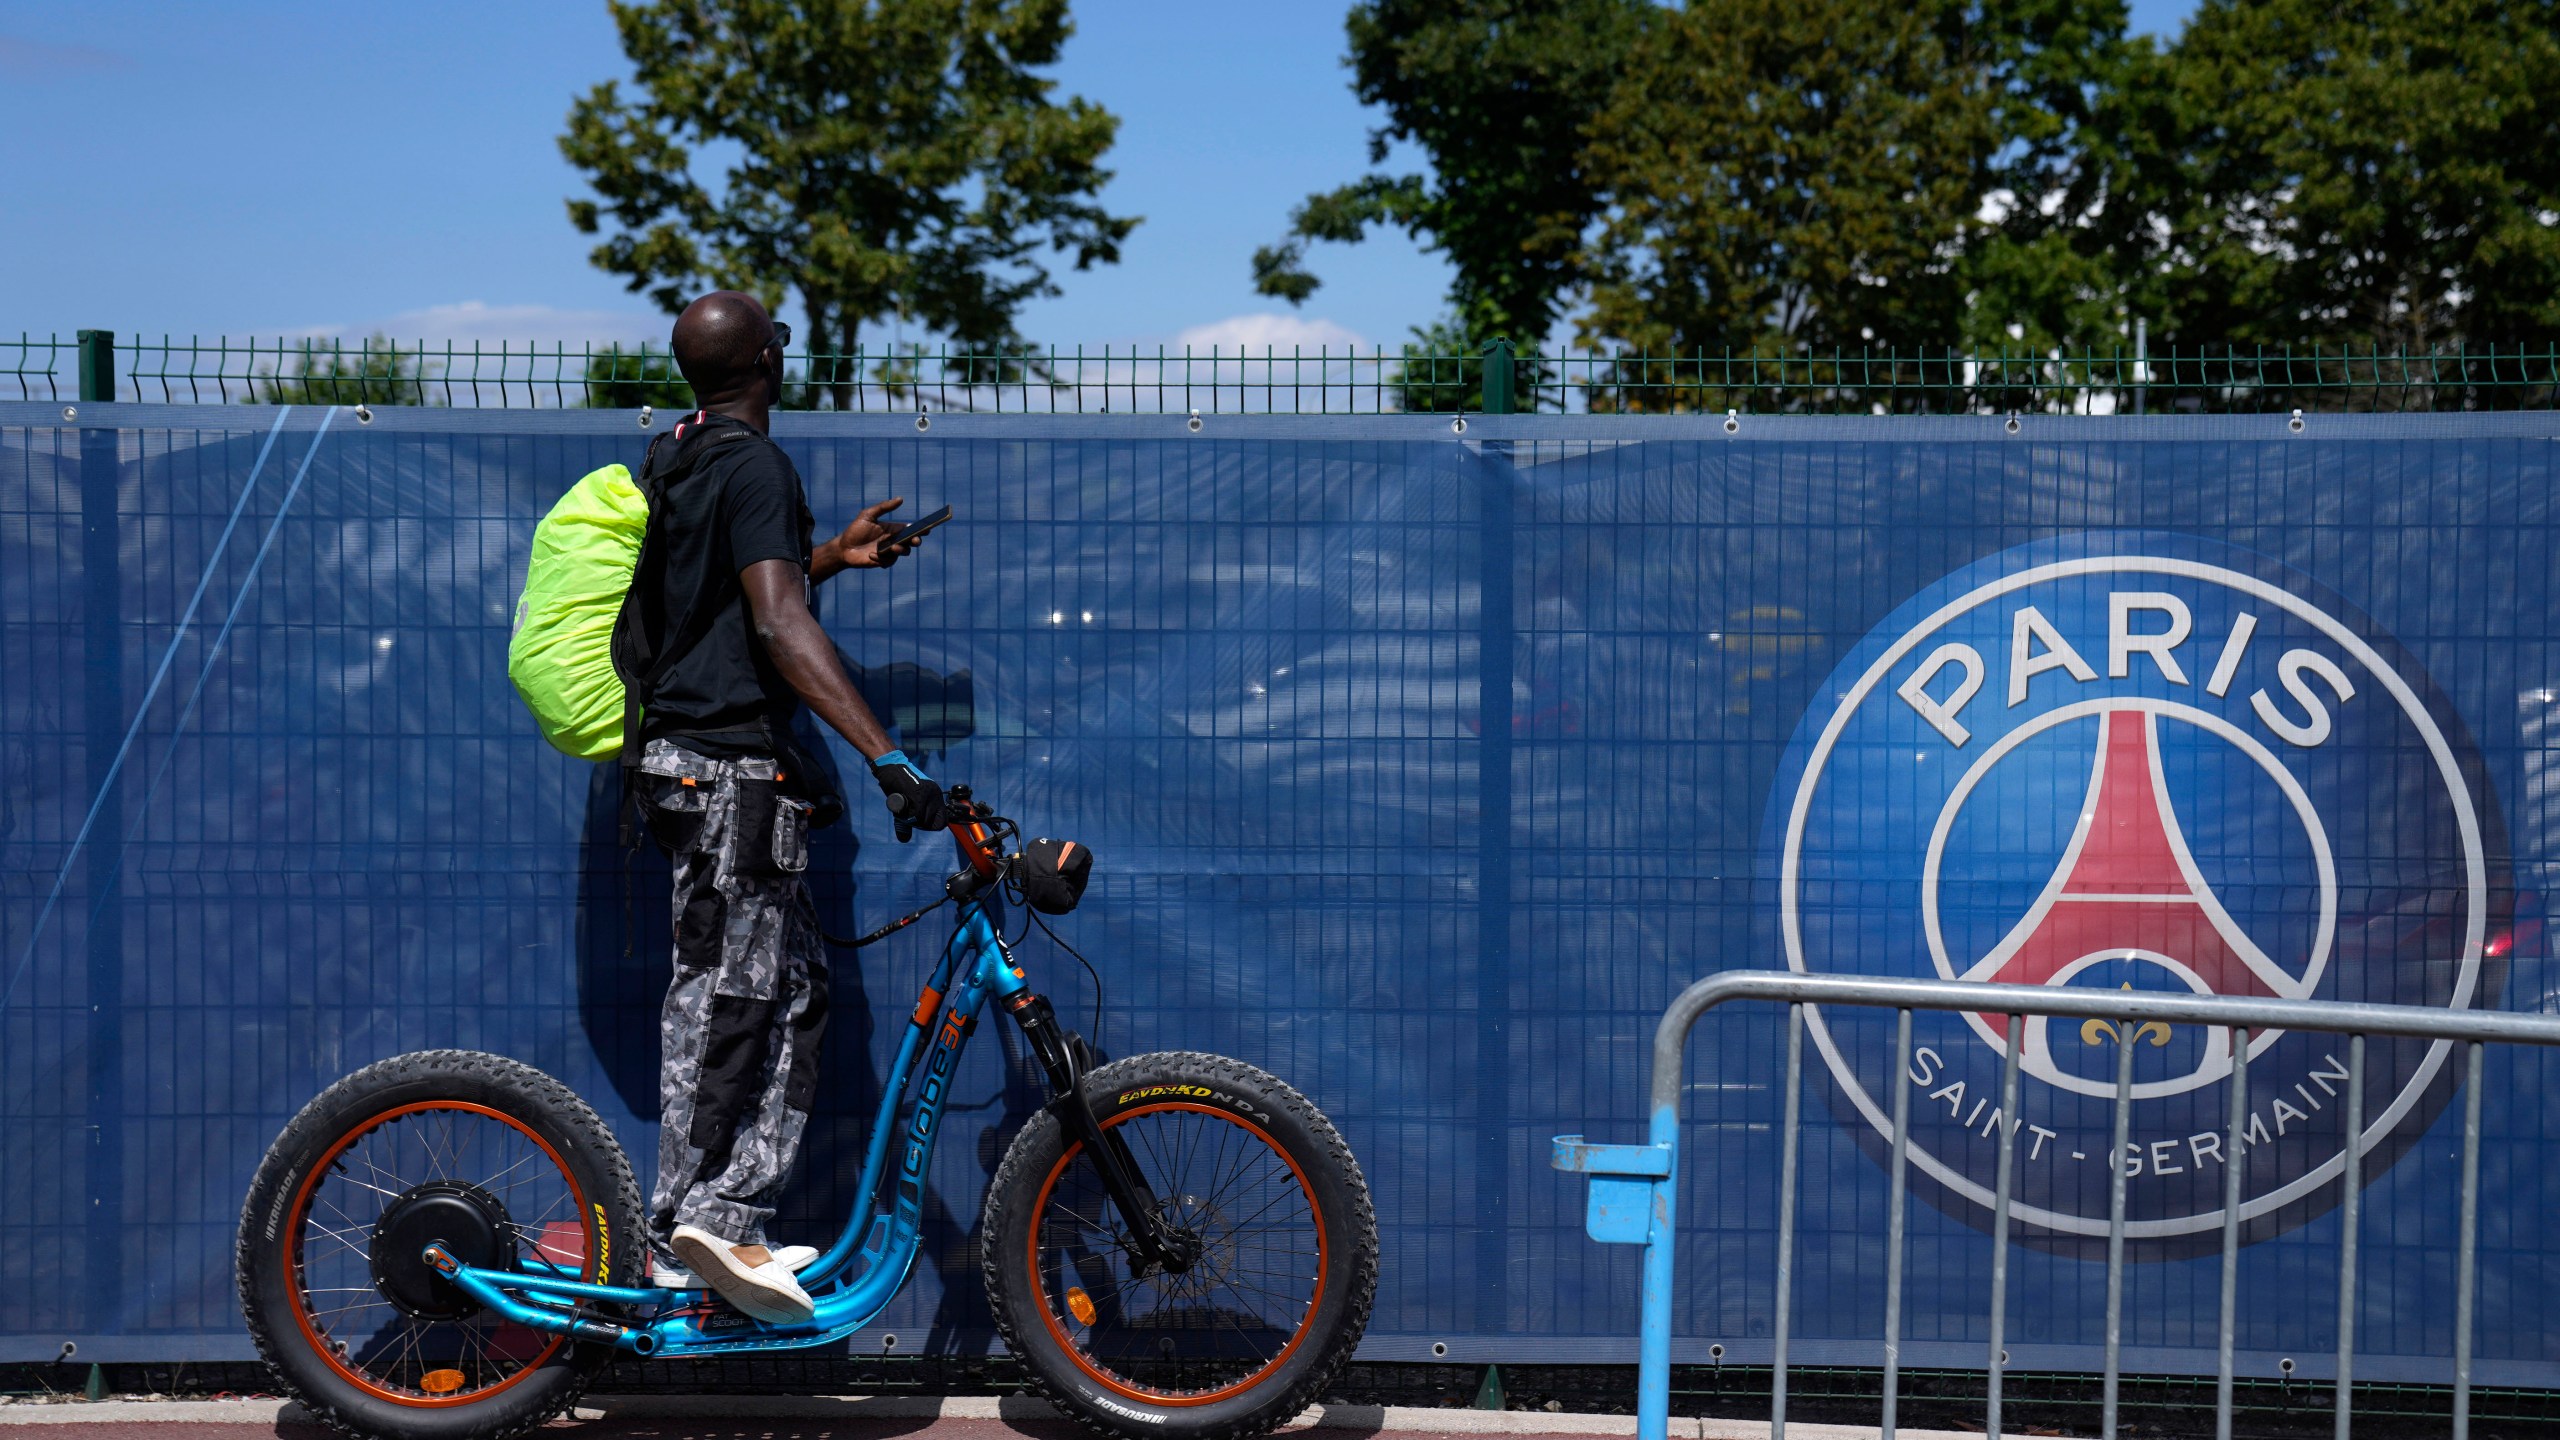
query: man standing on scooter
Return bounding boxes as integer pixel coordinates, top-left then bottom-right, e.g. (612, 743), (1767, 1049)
(623, 290), (947, 1323)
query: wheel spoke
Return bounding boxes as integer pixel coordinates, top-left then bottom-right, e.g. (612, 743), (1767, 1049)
(332, 1172), (407, 1202)
(424, 1112), (457, 1181)
(304, 1215), (371, 1248)
(301, 1232), (373, 1268)
(478, 1146), (546, 1195)
(354, 1150), (412, 1198)
(1188, 1154), (1268, 1225)
(305, 1295), (393, 1324)
(1193, 1271), (1313, 1312)
(1042, 1195), (1120, 1239)
(385, 1316), (426, 1383)
(286, 1101), (579, 1405)
(1029, 1100), (1324, 1402)
(1209, 1183), (1313, 1236)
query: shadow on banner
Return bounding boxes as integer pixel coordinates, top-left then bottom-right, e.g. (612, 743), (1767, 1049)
(4, 405), (2559, 1386)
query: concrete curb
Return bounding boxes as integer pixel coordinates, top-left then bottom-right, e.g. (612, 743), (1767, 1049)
(0, 1395), (1979, 1439)
(0, 1404), (295, 1426)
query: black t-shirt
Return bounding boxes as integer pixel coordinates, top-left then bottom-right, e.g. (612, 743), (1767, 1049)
(631, 413), (814, 746)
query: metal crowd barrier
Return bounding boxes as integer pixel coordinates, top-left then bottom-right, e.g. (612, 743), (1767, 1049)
(1552, 971), (2560, 1440)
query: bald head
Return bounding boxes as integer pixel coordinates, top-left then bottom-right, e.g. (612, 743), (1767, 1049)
(672, 291), (780, 402)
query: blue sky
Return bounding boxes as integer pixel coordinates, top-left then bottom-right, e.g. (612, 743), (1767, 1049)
(1, 0), (2200, 356)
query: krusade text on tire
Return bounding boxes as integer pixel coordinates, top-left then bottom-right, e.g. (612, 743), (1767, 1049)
(238, 1050), (643, 1440)
(982, 1051), (1378, 1440)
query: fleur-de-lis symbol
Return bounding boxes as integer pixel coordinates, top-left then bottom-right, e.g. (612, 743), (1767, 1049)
(2081, 983), (2173, 1048)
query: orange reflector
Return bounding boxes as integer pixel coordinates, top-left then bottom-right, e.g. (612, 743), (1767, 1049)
(1065, 1287), (1097, 1325)
(420, 1369), (467, 1395)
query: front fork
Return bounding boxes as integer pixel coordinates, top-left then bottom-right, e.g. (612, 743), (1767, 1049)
(1004, 990), (1201, 1275)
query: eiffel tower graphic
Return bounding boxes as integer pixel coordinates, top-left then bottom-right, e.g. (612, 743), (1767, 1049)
(1962, 709), (2303, 1058)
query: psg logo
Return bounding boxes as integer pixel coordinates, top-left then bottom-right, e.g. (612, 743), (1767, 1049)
(1767, 535), (2510, 1256)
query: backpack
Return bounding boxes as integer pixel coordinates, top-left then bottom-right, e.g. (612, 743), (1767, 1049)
(508, 459), (650, 760)
(507, 421), (745, 761)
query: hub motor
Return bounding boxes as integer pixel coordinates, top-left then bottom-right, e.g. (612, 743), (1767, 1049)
(367, 1180), (515, 1319)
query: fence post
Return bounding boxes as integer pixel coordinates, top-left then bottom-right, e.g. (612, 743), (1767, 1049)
(1481, 337), (1516, 415)
(2133, 318), (2148, 417)
(77, 385), (127, 1336)
(77, 329), (116, 403)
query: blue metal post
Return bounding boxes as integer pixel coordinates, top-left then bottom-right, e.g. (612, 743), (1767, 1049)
(1549, 1132), (1677, 1440)
(1638, 1103), (1680, 1440)
(1561, 974), (2560, 1440)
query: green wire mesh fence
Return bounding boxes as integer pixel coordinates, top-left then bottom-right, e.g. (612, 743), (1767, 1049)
(5, 334), (72, 404)
(10, 332), (2559, 414)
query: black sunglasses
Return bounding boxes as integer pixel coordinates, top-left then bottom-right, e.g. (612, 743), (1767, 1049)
(768, 320), (792, 351)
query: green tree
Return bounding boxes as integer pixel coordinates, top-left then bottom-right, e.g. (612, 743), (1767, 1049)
(2127, 0), (2560, 360)
(561, 0), (1138, 407)
(1576, 0), (2134, 408)
(255, 337), (439, 406)
(579, 345), (696, 409)
(1387, 318), (1490, 413)
(1251, 0), (1647, 366)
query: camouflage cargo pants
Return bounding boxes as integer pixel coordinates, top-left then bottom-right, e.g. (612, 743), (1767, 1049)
(635, 739), (828, 1262)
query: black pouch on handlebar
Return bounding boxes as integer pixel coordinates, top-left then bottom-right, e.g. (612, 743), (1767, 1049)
(1020, 837), (1092, 914)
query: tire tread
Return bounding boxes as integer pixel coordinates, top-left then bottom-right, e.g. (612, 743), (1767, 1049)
(982, 1051), (1378, 1440)
(236, 1050), (641, 1440)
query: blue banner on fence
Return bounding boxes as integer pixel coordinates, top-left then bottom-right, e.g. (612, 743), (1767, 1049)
(4, 405), (2558, 1382)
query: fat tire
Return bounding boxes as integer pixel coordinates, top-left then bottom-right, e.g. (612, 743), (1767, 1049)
(983, 1051), (1378, 1440)
(237, 1050), (643, 1440)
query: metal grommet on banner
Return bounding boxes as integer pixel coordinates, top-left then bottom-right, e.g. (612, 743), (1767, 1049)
(2289, 408), (2306, 434)
(638, 405), (654, 429)
(1431, 1342), (1449, 1358)
(915, 408), (931, 433)
(1723, 409), (1740, 435)
(1187, 408), (1203, 434)
(880, 1333), (899, 1352)
(355, 404), (374, 425)
(61, 405), (76, 423)
(1451, 416), (1468, 435)
(2005, 412), (2022, 435)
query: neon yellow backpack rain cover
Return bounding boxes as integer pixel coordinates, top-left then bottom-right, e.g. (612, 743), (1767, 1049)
(509, 462), (646, 759)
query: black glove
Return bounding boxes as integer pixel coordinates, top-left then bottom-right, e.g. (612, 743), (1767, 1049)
(871, 749), (946, 840)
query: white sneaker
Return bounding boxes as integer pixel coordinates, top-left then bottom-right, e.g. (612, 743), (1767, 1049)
(653, 1244), (819, 1288)
(669, 1223), (816, 1323)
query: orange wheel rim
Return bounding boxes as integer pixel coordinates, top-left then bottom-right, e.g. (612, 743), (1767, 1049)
(1028, 1101), (1327, 1407)
(282, 1100), (589, 1407)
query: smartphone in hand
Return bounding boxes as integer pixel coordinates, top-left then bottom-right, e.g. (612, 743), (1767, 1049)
(886, 504), (952, 547)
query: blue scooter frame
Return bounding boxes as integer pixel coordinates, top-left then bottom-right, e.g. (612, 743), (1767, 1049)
(429, 830), (1033, 1358)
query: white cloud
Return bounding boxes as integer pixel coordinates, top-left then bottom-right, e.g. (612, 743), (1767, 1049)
(1171, 313), (1370, 353)
(986, 313), (1382, 415)
(310, 301), (670, 350)
(294, 305), (1366, 356)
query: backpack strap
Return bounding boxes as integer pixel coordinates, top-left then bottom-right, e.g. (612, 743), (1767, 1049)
(610, 413), (754, 844)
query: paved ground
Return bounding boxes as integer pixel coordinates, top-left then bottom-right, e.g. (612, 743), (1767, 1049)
(0, 1396), (1991, 1440)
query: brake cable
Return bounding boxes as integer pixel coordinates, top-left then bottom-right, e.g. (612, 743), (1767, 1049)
(818, 894), (947, 950)
(818, 805), (1019, 951)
